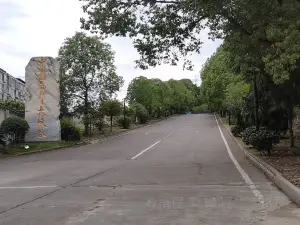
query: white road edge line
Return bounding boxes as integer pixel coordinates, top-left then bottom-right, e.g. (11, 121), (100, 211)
(0, 186), (58, 189)
(214, 115), (265, 204)
(131, 140), (161, 160)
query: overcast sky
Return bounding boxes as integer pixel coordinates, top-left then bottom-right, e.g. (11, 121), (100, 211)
(0, 0), (222, 99)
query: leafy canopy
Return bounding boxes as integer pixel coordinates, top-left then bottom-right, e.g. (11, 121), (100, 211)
(80, 0), (293, 71)
(58, 32), (124, 109)
(102, 100), (122, 117)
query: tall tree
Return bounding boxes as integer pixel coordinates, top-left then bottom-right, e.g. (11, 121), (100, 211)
(167, 79), (195, 113)
(200, 47), (235, 113)
(127, 76), (156, 114)
(58, 32), (124, 135)
(80, 0), (293, 70)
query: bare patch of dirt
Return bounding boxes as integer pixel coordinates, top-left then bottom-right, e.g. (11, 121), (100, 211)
(260, 140), (300, 188)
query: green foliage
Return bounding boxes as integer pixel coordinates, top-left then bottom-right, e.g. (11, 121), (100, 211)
(191, 104), (209, 114)
(102, 99), (122, 131)
(0, 117), (29, 144)
(81, 0), (300, 148)
(102, 100), (122, 118)
(95, 119), (105, 132)
(127, 76), (198, 117)
(164, 110), (170, 117)
(231, 125), (244, 137)
(200, 47), (237, 111)
(242, 127), (257, 145)
(0, 127), (6, 148)
(167, 79), (196, 113)
(127, 76), (157, 114)
(0, 100), (25, 111)
(57, 31), (124, 135)
(60, 119), (82, 141)
(242, 127), (280, 155)
(130, 102), (149, 124)
(225, 79), (251, 111)
(117, 116), (131, 129)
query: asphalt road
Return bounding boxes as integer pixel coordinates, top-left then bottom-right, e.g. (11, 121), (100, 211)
(0, 114), (300, 225)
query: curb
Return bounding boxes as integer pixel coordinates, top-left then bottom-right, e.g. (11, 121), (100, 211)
(217, 115), (300, 206)
(0, 142), (87, 159)
(85, 115), (178, 144)
(0, 115), (178, 159)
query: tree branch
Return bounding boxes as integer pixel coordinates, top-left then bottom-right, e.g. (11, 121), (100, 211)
(155, 0), (179, 3)
(73, 93), (85, 100)
(222, 12), (274, 46)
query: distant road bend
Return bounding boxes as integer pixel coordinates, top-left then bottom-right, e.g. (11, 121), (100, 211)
(0, 114), (300, 225)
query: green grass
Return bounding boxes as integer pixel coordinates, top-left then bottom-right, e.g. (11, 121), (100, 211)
(3, 141), (80, 156)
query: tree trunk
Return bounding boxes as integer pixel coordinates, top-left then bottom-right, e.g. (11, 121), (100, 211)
(287, 102), (295, 147)
(253, 75), (259, 131)
(228, 111), (231, 126)
(89, 121), (92, 136)
(110, 115), (113, 132)
(83, 93), (89, 136)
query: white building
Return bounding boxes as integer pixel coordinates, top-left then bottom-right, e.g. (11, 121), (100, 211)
(0, 68), (25, 101)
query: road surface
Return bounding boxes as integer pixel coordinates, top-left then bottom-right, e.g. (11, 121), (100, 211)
(0, 114), (299, 225)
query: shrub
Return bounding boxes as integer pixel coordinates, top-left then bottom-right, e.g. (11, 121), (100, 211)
(130, 103), (149, 124)
(191, 104), (210, 114)
(242, 126), (280, 155)
(95, 119), (105, 131)
(0, 127), (6, 152)
(231, 125), (244, 137)
(61, 119), (82, 141)
(0, 116), (29, 144)
(242, 126), (257, 145)
(165, 110), (170, 117)
(137, 111), (148, 124)
(118, 116), (131, 129)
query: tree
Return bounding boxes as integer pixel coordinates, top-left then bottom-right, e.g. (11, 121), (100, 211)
(0, 100), (25, 111)
(102, 100), (122, 132)
(129, 102), (149, 124)
(200, 47), (236, 113)
(224, 78), (251, 125)
(59, 67), (72, 117)
(167, 79), (195, 113)
(127, 76), (156, 115)
(80, 0), (292, 70)
(151, 79), (173, 117)
(58, 32), (124, 135)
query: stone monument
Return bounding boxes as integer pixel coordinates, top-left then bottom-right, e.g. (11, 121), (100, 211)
(25, 57), (61, 142)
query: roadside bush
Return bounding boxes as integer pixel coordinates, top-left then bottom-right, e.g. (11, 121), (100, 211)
(231, 125), (244, 137)
(242, 126), (257, 145)
(95, 119), (105, 132)
(191, 104), (210, 114)
(0, 127), (6, 152)
(0, 116), (29, 144)
(130, 103), (149, 124)
(117, 116), (131, 129)
(137, 111), (148, 124)
(165, 110), (170, 117)
(61, 119), (82, 141)
(242, 126), (280, 155)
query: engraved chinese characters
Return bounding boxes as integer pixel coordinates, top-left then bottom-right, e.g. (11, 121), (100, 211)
(25, 57), (61, 142)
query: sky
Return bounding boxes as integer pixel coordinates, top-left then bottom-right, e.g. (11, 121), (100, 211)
(0, 0), (222, 99)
